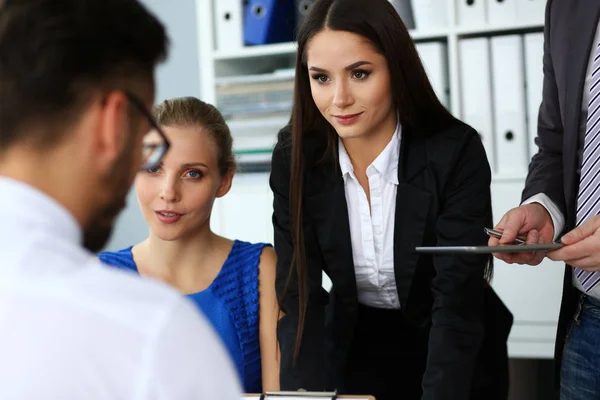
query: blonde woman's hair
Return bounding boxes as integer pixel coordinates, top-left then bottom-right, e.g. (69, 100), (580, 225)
(152, 96), (235, 176)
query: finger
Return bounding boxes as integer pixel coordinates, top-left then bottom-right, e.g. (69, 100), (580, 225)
(499, 210), (525, 244)
(549, 234), (600, 261)
(561, 216), (600, 245)
(493, 252), (518, 264)
(547, 247), (567, 261)
(567, 255), (600, 270)
(520, 251), (539, 265)
(529, 252), (546, 266)
(493, 251), (542, 266)
(492, 227), (535, 263)
(516, 230), (544, 265)
(493, 231), (545, 265)
(514, 252), (542, 265)
(525, 229), (540, 244)
(494, 213), (509, 231)
(488, 236), (501, 246)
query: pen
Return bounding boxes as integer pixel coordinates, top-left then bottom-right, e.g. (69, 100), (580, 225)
(484, 227), (527, 245)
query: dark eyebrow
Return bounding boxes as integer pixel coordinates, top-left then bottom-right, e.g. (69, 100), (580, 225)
(181, 162), (209, 169)
(308, 60), (373, 73)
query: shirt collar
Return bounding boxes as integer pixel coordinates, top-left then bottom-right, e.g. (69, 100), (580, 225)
(0, 177), (82, 245)
(338, 139), (354, 183)
(338, 121), (401, 185)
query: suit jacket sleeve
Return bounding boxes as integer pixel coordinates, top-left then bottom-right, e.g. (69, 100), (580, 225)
(270, 126), (329, 390)
(421, 130), (490, 399)
(522, 0), (566, 218)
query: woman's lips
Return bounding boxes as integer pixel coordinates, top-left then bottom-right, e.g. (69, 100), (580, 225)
(333, 112), (363, 125)
(155, 211), (183, 224)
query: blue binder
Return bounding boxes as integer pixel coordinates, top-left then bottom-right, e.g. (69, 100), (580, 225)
(243, 0), (295, 46)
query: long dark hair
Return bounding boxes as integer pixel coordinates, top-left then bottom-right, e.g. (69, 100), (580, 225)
(286, 0), (489, 361)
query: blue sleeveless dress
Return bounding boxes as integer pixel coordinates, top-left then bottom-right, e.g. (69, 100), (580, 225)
(98, 240), (269, 393)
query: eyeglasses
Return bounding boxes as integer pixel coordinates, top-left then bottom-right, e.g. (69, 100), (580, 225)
(123, 91), (170, 170)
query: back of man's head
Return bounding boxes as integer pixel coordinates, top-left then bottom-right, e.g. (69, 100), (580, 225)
(0, 0), (169, 252)
(0, 0), (168, 150)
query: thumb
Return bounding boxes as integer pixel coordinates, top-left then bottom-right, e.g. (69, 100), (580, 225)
(561, 220), (595, 245)
(499, 209), (524, 244)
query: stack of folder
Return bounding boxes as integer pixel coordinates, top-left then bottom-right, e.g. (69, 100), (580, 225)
(215, 69), (294, 120)
(215, 69), (295, 170)
(215, 1), (317, 52)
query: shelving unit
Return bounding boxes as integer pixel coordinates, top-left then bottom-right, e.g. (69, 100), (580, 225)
(214, 41), (298, 60)
(195, 0), (561, 360)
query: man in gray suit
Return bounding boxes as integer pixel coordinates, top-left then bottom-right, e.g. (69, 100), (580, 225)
(489, 0), (600, 398)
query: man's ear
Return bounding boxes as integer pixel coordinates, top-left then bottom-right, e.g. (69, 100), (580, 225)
(93, 91), (129, 171)
(216, 168), (235, 198)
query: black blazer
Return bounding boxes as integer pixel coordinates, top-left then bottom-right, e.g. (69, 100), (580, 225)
(522, 0), (600, 384)
(270, 122), (512, 399)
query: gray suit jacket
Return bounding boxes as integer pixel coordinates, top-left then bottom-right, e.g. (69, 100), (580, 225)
(521, 0), (600, 385)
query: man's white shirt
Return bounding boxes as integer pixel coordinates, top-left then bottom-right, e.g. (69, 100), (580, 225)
(0, 177), (241, 400)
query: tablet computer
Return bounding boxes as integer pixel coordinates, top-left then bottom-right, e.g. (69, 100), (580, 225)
(415, 242), (564, 254)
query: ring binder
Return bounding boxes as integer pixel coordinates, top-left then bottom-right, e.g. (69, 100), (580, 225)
(243, 0), (295, 45)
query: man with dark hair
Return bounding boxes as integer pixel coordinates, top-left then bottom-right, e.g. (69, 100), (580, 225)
(0, 1), (241, 398)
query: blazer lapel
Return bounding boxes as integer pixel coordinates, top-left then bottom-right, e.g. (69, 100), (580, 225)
(564, 0), (600, 219)
(393, 131), (432, 308)
(304, 151), (358, 307)
(304, 131), (433, 309)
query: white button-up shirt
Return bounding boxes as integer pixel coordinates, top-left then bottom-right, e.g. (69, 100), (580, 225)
(0, 177), (241, 400)
(338, 124), (401, 309)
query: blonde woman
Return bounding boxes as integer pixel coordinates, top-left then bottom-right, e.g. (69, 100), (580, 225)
(99, 97), (280, 392)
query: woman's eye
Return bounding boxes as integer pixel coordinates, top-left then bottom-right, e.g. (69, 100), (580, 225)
(352, 70), (370, 79)
(311, 74), (330, 83)
(147, 166), (160, 173)
(187, 170), (202, 178)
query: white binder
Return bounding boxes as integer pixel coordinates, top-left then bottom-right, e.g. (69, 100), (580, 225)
(458, 38), (495, 173)
(517, 0), (546, 23)
(490, 35), (529, 177)
(388, 0), (416, 30)
(524, 32), (544, 159)
(486, 0), (518, 25)
(416, 42), (449, 107)
(411, 0), (448, 31)
(214, 0), (244, 52)
(455, 0), (486, 27)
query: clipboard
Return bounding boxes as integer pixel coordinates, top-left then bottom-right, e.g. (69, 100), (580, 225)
(243, 391), (376, 400)
(415, 242), (563, 254)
